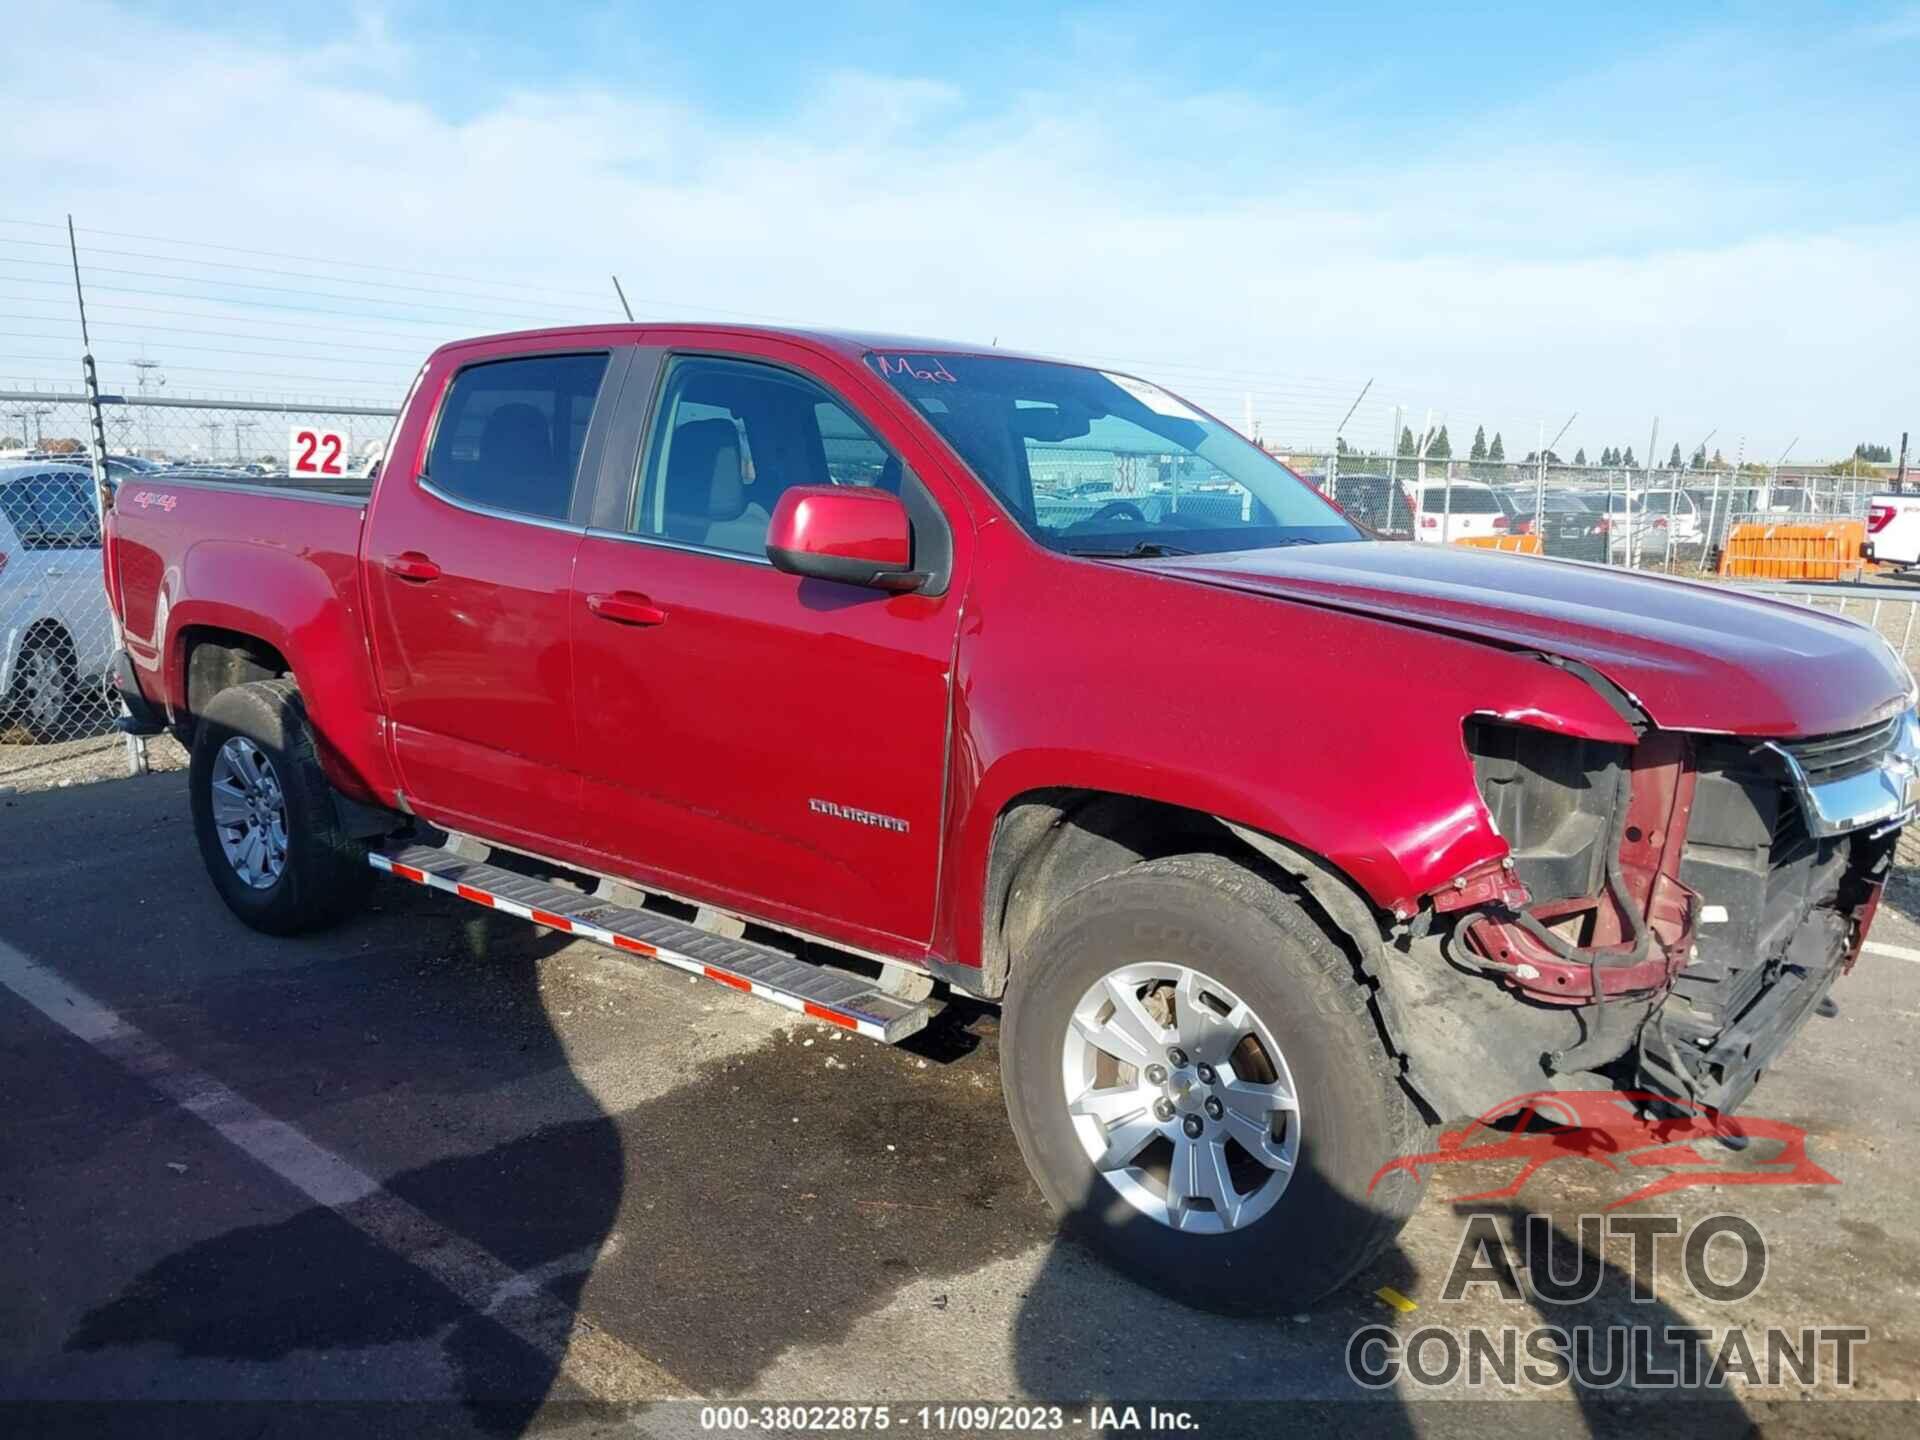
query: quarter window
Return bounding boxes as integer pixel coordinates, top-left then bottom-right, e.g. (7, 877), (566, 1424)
(426, 353), (609, 522)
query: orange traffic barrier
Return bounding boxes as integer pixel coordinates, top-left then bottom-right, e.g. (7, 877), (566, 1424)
(1452, 533), (1543, 555)
(1716, 522), (1866, 581)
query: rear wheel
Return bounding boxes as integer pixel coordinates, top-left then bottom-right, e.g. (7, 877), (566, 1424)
(1000, 854), (1429, 1311)
(189, 679), (371, 934)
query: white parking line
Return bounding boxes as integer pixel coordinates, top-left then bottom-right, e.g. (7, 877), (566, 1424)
(0, 940), (685, 1403)
(1862, 940), (1920, 965)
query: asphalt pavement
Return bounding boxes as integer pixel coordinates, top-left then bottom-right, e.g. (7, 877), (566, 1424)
(2, 773), (1917, 1437)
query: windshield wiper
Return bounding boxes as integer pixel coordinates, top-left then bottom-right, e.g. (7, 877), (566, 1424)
(1063, 540), (1196, 558)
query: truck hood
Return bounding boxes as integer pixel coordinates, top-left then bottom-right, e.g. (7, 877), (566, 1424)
(1148, 542), (1912, 737)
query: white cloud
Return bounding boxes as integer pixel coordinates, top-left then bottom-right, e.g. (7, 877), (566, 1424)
(2, 0), (1912, 457)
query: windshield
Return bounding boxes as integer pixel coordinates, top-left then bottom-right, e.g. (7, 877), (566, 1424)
(868, 352), (1359, 556)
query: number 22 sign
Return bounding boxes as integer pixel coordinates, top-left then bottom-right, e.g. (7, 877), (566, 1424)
(288, 425), (347, 477)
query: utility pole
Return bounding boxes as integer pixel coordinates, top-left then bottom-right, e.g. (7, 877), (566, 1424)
(1897, 431), (1910, 495)
(1631, 418), (1658, 568)
(1770, 437), (1798, 501)
(1669, 427), (1714, 573)
(1328, 378), (1373, 507)
(202, 418), (222, 460)
(233, 418), (256, 464)
(129, 355), (162, 456)
(1386, 404), (1404, 531)
(1536, 412), (1577, 520)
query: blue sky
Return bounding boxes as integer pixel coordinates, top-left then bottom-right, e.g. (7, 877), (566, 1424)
(4, 1), (1917, 456)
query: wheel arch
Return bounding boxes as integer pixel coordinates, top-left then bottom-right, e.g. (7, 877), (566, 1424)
(968, 785), (1431, 1115)
(178, 624), (290, 730)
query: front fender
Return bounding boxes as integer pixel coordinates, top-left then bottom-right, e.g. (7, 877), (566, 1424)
(934, 547), (1638, 971)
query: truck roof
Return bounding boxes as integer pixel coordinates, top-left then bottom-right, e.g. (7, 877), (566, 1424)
(443, 322), (1063, 367)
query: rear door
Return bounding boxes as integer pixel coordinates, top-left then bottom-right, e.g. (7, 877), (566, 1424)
(0, 478), (54, 694)
(362, 343), (625, 848)
(566, 340), (967, 952)
(30, 472), (114, 675)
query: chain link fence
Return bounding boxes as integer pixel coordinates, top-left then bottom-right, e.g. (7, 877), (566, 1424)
(1275, 450), (1881, 572)
(0, 388), (394, 782)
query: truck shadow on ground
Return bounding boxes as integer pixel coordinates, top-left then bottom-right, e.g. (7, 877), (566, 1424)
(0, 778), (1781, 1435)
(1008, 1189), (1760, 1438)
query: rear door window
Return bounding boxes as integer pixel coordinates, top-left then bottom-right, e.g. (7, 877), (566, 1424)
(1417, 487), (1501, 515)
(34, 474), (102, 547)
(0, 473), (99, 548)
(426, 353), (610, 522)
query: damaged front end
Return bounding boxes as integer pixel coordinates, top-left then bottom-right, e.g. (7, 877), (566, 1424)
(1404, 708), (1914, 1119)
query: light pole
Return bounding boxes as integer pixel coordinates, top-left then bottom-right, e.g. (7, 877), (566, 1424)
(130, 355), (163, 456)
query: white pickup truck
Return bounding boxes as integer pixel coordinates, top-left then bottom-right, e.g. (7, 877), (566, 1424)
(1866, 492), (1920, 569)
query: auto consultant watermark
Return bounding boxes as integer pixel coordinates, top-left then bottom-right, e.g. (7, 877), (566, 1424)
(1347, 1091), (1865, 1394)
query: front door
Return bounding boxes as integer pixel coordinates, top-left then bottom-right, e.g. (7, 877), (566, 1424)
(363, 347), (616, 848)
(568, 350), (964, 950)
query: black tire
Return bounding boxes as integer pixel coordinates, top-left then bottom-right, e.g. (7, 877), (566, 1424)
(1000, 853), (1430, 1312)
(189, 679), (372, 935)
(13, 629), (78, 743)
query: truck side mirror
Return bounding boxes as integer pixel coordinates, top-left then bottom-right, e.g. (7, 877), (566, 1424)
(766, 485), (925, 592)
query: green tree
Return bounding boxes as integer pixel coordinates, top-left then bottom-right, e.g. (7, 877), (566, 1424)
(1574, 447), (1587, 466)
(1667, 442), (1682, 469)
(1399, 426), (1417, 457)
(1469, 425), (1488, 462)
(1488, 432), (1505, 462)
(1335, 437), (1349, 455)
(1855, 442), (1893, 464)
(1600, 446), (1617, 466)
(1430, 425), (1452, 460)
(1690, 445), (1707, 470)
(1710, 449), (1728, 469)
(1622, 446), (1638, 469)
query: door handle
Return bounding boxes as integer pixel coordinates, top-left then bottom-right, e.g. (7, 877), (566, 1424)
(386, 551), (441, 583)
(586, 591), (668, 627)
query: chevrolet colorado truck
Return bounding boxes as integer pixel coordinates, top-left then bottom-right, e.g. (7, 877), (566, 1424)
(103, 324), (1918, 1310)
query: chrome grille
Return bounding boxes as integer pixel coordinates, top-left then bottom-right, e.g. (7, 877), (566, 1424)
(1776, 714), (1903, 784)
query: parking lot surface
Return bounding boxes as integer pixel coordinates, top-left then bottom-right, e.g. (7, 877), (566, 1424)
(3, 773), (1918, 1436)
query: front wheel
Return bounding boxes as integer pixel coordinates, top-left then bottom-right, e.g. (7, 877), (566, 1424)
(1000, 854), (1429, 1311)
(189, 679), (371, 935)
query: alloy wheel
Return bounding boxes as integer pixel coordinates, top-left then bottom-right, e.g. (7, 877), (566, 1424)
(1061, 960), (1300, 1234)
(209, 736), (289, 889)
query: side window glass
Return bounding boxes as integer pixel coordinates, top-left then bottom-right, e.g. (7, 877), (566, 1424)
(633, 357), (904, 559)
(817, 402), (893, 487)
(426, 353), (609, 522)
(0, 482), (34, 539)
(38, 476), (102, 547)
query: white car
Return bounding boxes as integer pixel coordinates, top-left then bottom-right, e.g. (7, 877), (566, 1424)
(1583, 488), (1703, 560)
(0, 464), (114, 741)
(1867, 493), (1920, 568)
(1406, 479), (1511, 543)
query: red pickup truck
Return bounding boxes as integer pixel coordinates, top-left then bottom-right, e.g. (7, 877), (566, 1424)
(103, 324), (1917, 1309)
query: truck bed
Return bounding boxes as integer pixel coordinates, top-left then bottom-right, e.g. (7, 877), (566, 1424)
(106, 472), (386, 798)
